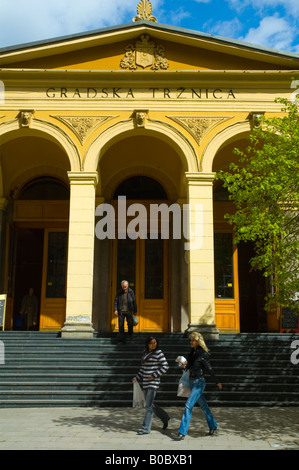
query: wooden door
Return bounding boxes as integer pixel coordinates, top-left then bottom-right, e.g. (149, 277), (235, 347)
(111, 237), (169, 332)
(214, 231), (240, 332)
(39, 229), (68, 330)
(139, 238), (169, 331)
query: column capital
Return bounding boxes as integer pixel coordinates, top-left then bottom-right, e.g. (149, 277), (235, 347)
(185, 172), (215, 185)
(67, 171), (99, 187)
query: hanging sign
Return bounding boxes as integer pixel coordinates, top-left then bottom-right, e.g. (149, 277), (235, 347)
(0, 294), (7, 331)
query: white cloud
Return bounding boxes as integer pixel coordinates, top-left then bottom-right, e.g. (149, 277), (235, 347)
(203, 18), (243, 38)
(227, 0), (299, 17)
(167, 7), (191, 25)
(240, 15), (296, 51)
(0, 0), (159, 47)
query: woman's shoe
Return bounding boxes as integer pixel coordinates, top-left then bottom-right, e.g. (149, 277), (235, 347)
(137, 430), (149, 435)
(162, 418), (170, 430)
(174, 433), (185, 440)
(208, 428), (217, 436)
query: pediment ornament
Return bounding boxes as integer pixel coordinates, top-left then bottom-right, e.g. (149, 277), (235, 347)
(51, 115), (117, 144)
(168, 116), (233, 144)
(133, 0), (157, 22)
(120, 34), (169, 70)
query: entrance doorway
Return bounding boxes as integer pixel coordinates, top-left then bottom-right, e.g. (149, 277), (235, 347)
(111, 237), (169, 332)
(39, 229), (68, 330)
(11, 227), (68, 330)
(238, 241), (267, 332)
(13, 228), (44, 330)
(110, 176), (170, 332)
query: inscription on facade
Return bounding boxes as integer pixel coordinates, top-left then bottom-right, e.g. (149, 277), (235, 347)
(45, 87), (236, 100)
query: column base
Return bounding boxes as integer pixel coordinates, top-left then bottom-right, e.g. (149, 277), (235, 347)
(61, 322), (95, 339)
(186, 323), (220, 340)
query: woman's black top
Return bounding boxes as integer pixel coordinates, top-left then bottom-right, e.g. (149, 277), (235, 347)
(186, 346), (218, 384)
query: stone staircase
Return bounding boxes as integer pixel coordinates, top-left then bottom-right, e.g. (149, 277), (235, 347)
(0, 331), (298, 407)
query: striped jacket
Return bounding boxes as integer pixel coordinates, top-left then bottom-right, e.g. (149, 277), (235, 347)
(135, 349), (169, 390)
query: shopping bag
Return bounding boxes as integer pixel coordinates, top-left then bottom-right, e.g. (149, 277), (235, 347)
(133, 315), (138, 326)
(15, 314), (23, 328)
(177, 370), (191, 397)
(133, 380), (145, 408)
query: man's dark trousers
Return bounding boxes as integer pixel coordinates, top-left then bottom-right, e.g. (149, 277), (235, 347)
(118, 312), (134, 343)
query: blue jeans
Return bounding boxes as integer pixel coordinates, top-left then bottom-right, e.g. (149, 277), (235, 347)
(141, 388), (170, 433)
(178, 377), (217, 436)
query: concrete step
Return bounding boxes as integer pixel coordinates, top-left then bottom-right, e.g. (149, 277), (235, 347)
(0, 332), (298, 407)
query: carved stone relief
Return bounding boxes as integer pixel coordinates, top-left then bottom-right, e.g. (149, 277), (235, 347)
(120, 34), (169, 70)
(19, 110), (34, 127)
(167, 116), (232, 144)
(134, 110), (149, 127)
(51, 115), (117, 144)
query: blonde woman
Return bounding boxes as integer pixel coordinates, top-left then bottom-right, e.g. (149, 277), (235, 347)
(175, 332), (222, 440)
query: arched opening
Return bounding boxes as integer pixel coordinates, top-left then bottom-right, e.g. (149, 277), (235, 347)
(93, 133), (187, 333)
(111, 175), (170, 333)
(19, 177), (70, 200)
(212, 138), (268, 333)
(4, 173), (70, 331)
(113, 176), (168, 200)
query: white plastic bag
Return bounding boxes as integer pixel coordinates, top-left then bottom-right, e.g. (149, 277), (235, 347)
(177, 370), (191, 397)
(133, 381), (145, 408)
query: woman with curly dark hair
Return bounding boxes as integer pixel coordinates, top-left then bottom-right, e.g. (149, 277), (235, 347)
(132, 335), (170, 435)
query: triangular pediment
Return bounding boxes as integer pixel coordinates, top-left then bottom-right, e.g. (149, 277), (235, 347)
(1, 21), (299, 71)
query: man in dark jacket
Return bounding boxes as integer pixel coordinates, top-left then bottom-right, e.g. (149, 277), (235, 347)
(114, 280), (137, 344)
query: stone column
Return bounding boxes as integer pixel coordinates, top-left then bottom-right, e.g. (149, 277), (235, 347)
(185, 172), (219, 340)
(61, 172), (98, 338)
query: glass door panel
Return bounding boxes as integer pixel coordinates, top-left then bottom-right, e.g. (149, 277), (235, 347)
(214, 232), (234, 299)
(116, 238), (136, 292)
(144, 238), (164, 299)
(46, 231), (68, 298)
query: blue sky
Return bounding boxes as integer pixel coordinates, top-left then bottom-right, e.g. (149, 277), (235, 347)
(0, 0), (298, 53)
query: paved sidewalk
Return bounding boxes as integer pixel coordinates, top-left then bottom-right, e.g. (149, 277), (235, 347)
(0, 406), (298, 451)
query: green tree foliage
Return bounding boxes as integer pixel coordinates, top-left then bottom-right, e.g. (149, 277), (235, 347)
(217, 98), (299, 314)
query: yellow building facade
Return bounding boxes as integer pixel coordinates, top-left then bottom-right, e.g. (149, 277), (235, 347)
(1, 4), (299, 337)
